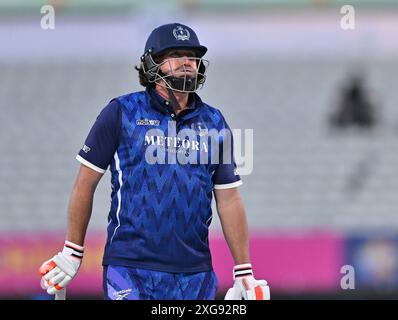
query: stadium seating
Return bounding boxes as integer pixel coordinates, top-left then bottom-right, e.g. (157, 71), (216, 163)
(1, 58), (397, 233)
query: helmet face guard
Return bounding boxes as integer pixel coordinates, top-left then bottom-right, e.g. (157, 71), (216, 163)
(141, 50), (209, 93)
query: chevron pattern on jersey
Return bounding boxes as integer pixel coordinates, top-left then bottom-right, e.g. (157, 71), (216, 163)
(103, 91), (237, 272)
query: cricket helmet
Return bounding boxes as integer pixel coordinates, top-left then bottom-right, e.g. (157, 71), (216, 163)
(140, 23), (209, 93)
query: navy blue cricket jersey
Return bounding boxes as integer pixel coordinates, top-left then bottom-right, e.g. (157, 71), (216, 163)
(77, 88), (242, 273)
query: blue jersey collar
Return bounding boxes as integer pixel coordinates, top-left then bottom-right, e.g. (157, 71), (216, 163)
(146, 88), (203, 121)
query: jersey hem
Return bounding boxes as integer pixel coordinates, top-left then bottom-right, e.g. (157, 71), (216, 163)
(102, 258), (213, 274)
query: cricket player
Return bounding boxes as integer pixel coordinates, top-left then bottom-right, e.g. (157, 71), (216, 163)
(39, 23), (270, 300)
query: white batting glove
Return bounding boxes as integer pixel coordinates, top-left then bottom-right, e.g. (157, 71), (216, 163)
(224, 263), (270, 300)
(38, 241), (84, 295)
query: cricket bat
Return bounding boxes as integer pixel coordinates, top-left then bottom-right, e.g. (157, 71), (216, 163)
(55, 289), (66, 300)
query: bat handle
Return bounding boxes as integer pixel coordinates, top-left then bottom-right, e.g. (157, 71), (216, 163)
(55, 289), (66, 300)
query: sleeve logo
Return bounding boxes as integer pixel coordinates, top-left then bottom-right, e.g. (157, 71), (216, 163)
(82, 145), (91, 153)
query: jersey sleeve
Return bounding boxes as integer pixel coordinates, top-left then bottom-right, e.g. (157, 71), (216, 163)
(76, 99), (121, 173)
(212, 114), (243, 190)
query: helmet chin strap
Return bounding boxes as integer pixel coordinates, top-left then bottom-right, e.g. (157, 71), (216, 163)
(156, 71), (195, 113)
(166, 86), (183, 113)
(165, 76), (195, 113)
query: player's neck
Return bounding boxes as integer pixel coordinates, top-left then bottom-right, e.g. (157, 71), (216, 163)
(155, 86), (189, 114)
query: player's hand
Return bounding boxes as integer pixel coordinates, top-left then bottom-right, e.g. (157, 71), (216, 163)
(224, 263), (270, 300)
(38, 241), (84, 295)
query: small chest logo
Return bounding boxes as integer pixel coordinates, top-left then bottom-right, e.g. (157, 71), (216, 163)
(136, 119), (160, 126)
(191, 122), (208, 137)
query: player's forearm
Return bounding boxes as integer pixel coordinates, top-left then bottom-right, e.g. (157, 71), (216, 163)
(65, 170), (99, 246)
(216, 194), (250, 265)
(65, 183), (94, 246)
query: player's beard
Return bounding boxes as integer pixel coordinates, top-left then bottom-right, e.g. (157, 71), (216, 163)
(161, 61), (198, 92)
(166, 75), (197, 92)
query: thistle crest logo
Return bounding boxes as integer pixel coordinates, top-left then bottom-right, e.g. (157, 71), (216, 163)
(191, 122), (208, 137)
(173, 26), (190, 41)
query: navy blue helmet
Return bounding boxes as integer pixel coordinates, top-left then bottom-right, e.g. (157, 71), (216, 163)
(140, 23), (209, 93)
(143, 23), (207, 58)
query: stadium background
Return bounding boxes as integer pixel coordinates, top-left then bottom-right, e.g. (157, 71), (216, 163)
(1, 0), (397, 299)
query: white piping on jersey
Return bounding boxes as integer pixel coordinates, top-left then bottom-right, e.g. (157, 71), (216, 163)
(213, 180), (243, 190)
(76, 155), (106, 174)
(110, 152), (123, 245)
